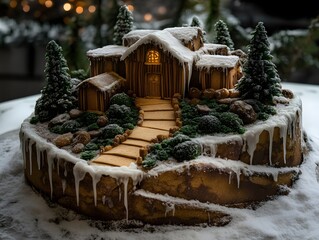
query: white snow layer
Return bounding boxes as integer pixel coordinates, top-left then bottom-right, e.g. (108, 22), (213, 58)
(196, 54), (239, 69)
(87, 45), (128, 58)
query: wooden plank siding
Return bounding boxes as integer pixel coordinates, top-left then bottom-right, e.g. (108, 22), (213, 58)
(199, 67), (238, 90)
(124, 44), (189, 98)
(89, 56), (126, 78)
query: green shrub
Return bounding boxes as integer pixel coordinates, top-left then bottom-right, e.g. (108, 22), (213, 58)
(156, 150), (169, 161)
(258, 112), (270, 121)
(142, 154), (157, 168)
(30, 115), (39, 124)
(173, 141), (201, 162)
(61, 120), (80, 133)
(100, 124), (124, 139)
(80, 112), (99, 126)
(87, 123), (100, 131)
(166, 134), (191, 147)
(109, 92), (132, 107)
(197, 115), (221, 134)
(177, 125), (198, 137)
(80, 150), (97, 160)
(108, 104), (138, 126)
(84, 142), (99, 151)
(217, 112), (245, 134)
(93, 138), (114, 147)
(122, 123), (135, 130)
(49, 125), (63, 134)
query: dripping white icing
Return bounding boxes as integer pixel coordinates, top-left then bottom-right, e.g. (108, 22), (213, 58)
(268, 128), (274, 165)
(102, 195), (106, 205)
(28, 140), (34, 175)
(244, 131), (261, 165)
(47, 151), (55, 199)
(62, 179), (66, 194)
(165, 202), (176, 217)
(280, 124), (287, 164)
(73, 161), (87, 206)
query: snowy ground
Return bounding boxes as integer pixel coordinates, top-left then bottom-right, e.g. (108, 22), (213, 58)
(0, 82), (319, 240)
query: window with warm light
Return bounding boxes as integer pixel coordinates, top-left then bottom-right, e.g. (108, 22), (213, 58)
(145, 50), (160, 65)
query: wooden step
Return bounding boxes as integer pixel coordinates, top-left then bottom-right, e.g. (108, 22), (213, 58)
(141, 120), (176, 131)
(122, 139), (150, 147)
(102, 144), (141, 159)
(128, 126), (169, 141)
(139, 103), (173, 112)
(143, 111), (175, 120)
(92, 155), (136, 167)
(135, 98), (171, 106)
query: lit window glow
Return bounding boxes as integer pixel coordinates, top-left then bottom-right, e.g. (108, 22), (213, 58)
(146, 50), (160, 64)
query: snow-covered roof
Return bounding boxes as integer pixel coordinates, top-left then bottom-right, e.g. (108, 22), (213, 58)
(87, 45), (128, 58)
(123, 29), (159, 46)
(77, 72), (124, 92)
(165, 27), (202, 43)
(121, 30), (196, 63)
(196, 55), (239, 69)
(204, 43), (228, 52)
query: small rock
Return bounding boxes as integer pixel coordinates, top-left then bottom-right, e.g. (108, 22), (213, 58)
(202, 89), (215, 99)
(72, 143), (85, 153)
(189, 98), (200, 106)
(230, 100), (257, 124)
(196, 104), (211, 114)
(274, 96), (289, 105)
(173, 93), (182, 99)
(73, 131), (91, 145)
(281, 89), (294, 99)
(229, 89), (240, 98)
(217, 98), (239, 105)
(215, 88), (230, 99)
(97, 115), (108, 127)
(49, 113), (70, 128)
(69, 109), (84, 119)
(54, 132), (73, 148)
(88, 130), (101, 138)
(189, 87), (202, 99)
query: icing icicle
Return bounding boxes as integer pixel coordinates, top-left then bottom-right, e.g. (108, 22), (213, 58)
(268, 127), (274, 165)
(244, 131), (261, 165)
(28, 140), (34, 175)
(73, 162), (88, 206)
(280, 124), (288, 164)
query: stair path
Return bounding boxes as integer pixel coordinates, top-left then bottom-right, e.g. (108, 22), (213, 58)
(92, 98), (177, 167)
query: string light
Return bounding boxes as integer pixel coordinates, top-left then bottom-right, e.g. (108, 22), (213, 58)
(22, 4), (30, 12)
(88, 5), (96, 13)
(75, 6), (83, 14)
(144, 13), (153, 22)
(63, 3), (72, 11)
(9, 0), (18, 8)
(44, 0), (53, 8)
(127, 4), (134, 11)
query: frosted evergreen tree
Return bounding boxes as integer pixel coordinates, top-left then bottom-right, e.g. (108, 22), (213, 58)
(113, 5), (133, 45)
(190, 16), (202, 28)
(35, 40), (76, 122)
(235, 22), (282, 105)
(190, 16), (208, 43)
(214, 19), (234, 50)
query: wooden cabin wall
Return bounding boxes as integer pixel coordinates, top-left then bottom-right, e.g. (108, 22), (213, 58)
(199, 68), (235, 90)
(125, 44), (187, 98)
(89, 56), (125, 78)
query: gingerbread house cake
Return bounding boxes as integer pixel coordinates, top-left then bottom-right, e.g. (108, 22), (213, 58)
(19, 20), (304, 226)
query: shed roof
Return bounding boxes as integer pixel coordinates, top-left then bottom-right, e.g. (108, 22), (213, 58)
(87, 45), (128, 58)
(196, 55), (239, 69)
(77, 72), (124, 92)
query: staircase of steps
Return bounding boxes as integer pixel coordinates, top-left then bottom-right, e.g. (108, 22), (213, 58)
(92, 98), (177, 167)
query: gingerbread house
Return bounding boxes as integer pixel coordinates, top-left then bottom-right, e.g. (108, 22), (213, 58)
(80, 27), (241, 111)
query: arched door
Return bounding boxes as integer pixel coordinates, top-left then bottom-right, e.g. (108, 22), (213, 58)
(146, 73), (161, 97)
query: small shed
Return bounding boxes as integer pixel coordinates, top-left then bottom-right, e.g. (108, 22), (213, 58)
(195, 55), (240, 90)
(87, 45), (127, 77)
(77, 72), (125, 112)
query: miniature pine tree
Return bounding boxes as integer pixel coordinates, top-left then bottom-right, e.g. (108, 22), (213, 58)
(190, 15), (208, 43)
(35, 40), (76, 122)
(190, 16), (202, 28)
(214, 19), (234, 50)
(113, 5), (133, 45)
(235, 22), (282, 105)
